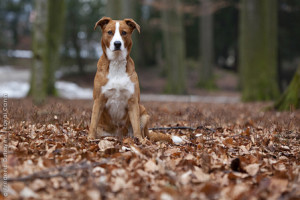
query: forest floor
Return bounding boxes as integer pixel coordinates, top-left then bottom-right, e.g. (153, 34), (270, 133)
(1, 98), (299, 200)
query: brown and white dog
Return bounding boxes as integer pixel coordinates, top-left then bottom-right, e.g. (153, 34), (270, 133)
(88, 17), (149, 140)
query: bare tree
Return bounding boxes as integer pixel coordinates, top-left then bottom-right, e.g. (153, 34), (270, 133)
(29, 0), (66, 104)
(162, 0), (186, 94)
(198, 0), (215, 89)
(239, 0), (279, 101)
(29, 0), (48, 103)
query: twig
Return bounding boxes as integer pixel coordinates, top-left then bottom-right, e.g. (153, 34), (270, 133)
(149, 126), (216, 132)
(7, 160), (108, 182)
(7, 171), (75, 182)
(149, 126), (196, 131)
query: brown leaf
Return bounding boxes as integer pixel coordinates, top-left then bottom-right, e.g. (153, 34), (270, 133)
(193, 167), (210, 182)
(87, 189), (101, 200)
(222, 137), (234, 146)
(98, 139), (115, 152)
(180, 170), (193, 185)
(144, 159), (159, 172)
(31, 179), (47, 191)
(244, 163), (260, 176)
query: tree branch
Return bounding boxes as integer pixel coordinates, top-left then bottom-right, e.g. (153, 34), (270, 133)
(149, 126), (215, 132)
(7, 160), (108, 182)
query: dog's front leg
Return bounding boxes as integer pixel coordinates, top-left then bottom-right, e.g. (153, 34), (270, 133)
(128, 98), (142, 139)
(88, 95), (105, 140)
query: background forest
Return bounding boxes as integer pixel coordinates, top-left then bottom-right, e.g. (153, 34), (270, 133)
(1, 1), (300, 199)
(0, 0), (300, 108)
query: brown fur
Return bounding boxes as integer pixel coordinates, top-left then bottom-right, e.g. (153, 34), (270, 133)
(88, 17), (148, 140)
(89, 17), (171, 143)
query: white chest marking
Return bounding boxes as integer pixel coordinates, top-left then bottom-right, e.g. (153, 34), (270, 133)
(101, 60), (134, 124)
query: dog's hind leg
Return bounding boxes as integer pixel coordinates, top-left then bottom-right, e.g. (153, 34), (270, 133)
(140, 113), (150, 138)
(139, 105), (149, 138)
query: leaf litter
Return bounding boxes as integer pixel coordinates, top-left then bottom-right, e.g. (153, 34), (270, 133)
(0, 98), (299, 200)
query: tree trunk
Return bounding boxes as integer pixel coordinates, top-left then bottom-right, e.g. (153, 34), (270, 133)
(106, 0), (123, 19)
(274, 65), (300, 110)
(29, 0), (65, 103)
(44, 0), (66, 95)
(122, 0), (142, 66)
(199, 0), (215, 89)
(162, 0), (186, 94)
(239, 0), (279, 101)
(29, 0), (48, 104)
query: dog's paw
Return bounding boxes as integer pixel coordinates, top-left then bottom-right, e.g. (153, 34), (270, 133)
(87, 133), (96, 141)
(134, 135), (144, 143)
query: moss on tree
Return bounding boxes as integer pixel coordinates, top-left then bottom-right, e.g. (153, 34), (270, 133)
(274, 65), (300, 111)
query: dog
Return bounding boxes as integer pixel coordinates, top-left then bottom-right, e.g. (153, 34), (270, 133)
(88, 17), (150, 140)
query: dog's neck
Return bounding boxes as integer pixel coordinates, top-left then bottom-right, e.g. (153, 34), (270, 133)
(108, 59), (127, 77)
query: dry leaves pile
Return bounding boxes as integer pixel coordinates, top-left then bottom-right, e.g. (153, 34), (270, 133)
(0, 98), (299, 200)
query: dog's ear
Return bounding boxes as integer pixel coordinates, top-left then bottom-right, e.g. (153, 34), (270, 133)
(124, 18), (140, 34)
(94, 17), (112, 30)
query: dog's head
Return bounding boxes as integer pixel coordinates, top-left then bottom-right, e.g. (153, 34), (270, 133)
(94, 17), (140, 61)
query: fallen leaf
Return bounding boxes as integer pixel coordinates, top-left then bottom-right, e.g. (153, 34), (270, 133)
(144, 159), (159, 172)
(98, 139), (115, 152)
(180, 170), (192, 185)
(20, 187), (39, 199)
(87, 189), (101, 200)
(193, 167), (210, 182)
(31, 179), (47, 191)
(244, 163), (260, 176)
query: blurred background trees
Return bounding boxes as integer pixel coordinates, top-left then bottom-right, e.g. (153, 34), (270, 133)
(0, 0), (300, 109)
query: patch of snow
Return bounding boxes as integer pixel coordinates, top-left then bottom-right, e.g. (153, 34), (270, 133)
(171, 135), (183, 144)
(0, 80), (93, 99)
(0, 66), (93, 99)
(0, 81), (29, 98)
(7, 50), (33, 58)
(0, 66), (31, 97)
(55, 81), (92, 99)
(0, 66), (30, 82)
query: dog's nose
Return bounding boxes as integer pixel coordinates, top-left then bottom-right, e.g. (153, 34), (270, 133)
(114, 41), (121, 50)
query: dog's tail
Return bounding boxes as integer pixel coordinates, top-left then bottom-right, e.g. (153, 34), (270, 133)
(140, 104), (172, 143)
(147, 131), (173, 143)
(140, 114), (172, 143)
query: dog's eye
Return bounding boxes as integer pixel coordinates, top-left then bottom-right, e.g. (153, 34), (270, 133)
(121, 31), (127, 36)
(108, 30), (113, 35)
